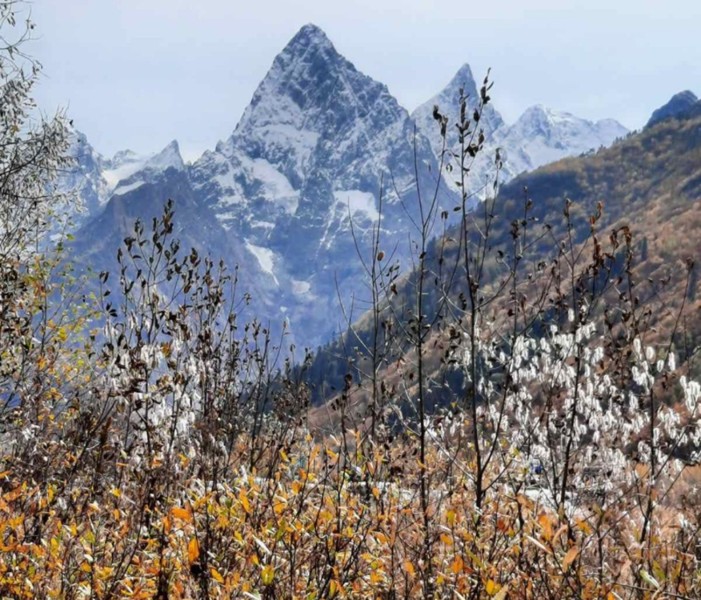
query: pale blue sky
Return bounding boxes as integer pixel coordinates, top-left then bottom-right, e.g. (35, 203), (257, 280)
(31, 0), (701, 161)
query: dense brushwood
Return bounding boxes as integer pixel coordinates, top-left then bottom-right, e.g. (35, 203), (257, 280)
(1, 3), (701, 598)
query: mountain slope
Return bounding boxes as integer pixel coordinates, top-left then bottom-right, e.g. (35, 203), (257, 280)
(308, 91), (701, 412)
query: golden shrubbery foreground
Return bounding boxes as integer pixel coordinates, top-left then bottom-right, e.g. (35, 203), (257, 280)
(0, 424), (700, 599)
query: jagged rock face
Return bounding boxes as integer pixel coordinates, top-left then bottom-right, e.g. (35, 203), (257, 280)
(68, 164), (267, 328)
(189, 23), (448, 348)
(647, 90), (699, 128)
(58, 129), (110, 222)
(60, 134), (187, 221)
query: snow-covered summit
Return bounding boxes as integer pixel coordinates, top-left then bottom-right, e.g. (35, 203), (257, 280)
(192, 22), (437, 232)
(189, 23), (444, 347)
(282, 23), (334, 55)
(411, 63), (505, 194)
(142, 140), (185, 172)
(495, 105), (628, 175)
(412, 63), (628, 188)
(412, 63), (504, 157)
(110, 140), (185, 197)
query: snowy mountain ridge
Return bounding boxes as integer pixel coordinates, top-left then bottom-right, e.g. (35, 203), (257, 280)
(411, 70), (628, 189)
(494, 104), (628, 176)
(63, 23), (636, 348)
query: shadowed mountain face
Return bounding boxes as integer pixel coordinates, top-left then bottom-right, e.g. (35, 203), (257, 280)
(646, 90), (699, 128)
(63, 24), (638, 350)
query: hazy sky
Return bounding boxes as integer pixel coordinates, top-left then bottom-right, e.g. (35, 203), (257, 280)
(30, 0), (701, 162)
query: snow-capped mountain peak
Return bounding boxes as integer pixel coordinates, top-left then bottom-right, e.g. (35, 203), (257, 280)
(193, 22), (432, 232)
(143, 140), (185, 172)
(282, 22), (334, 56)
(491, 104), (628, 177)
(433, 63), (479, 104)
(521, 104), (568, 124)
(412, 63), (504, 153)
(411, 63), (505, 194)
(188, 23), (444, 347)
(109, 140), (185, 197)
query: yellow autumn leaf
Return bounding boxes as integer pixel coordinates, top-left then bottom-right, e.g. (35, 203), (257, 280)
(374, 532), (388, 544)
(3, 485), (24, 503)
(261, 564), (275, 585)
(451, 555), (464, 575)
(188, 537), (200, 564)
(485, 579), (499, 595)
(211, 568), (225, 584)
(562, 546), (579, 571)
(215, 513), (230, 529)
(171, 506), (192, 522)
(538, 512), (554, 541)
(404, 561), (415, 577)
(239, 489), (252, 514)
(576, 519), (593, 535)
